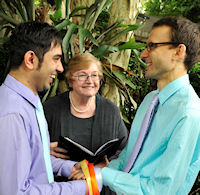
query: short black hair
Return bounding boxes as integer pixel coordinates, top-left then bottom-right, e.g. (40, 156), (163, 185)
(7, 21), (62, 69)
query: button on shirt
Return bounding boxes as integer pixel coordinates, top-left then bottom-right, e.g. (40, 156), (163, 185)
(0, 75), (86, 195)
(102, 74), (200, 195)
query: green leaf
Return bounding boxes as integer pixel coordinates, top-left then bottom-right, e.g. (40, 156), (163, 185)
(78, 28), (98, 53)
(0, 25), (13, 37)
(97, 19), (124, 42)
(118, 38), (146, 50)
(62, 23), (77, 62)
(87, 0), (107, 31)
(111, 70), (136, 90)
(118, 24), (128, 28)
(54, 9), (62, 19)
(66, 0), (71, 18)
(42, 88), (50, 103)
(103, 0), (115, 10)
(121, 113), (130, 124)
(102, 65), (125, 89)
(55, 19), (70, 31)
(20, 0), (35, 20)
(15, 0), (28, 21)
(91, 45), (118, 57)
(70, 35), (76, 56)
(127, 90), (137, 109)
(83, 2), (97, 28)
(49, 76), (59, 98)
(102, 56), (113, 70)
(55, 0), (62, 10)
(106, 23), (143, 44)
(69, 6), (87, 18)
(102, 64), (137, 109)
(0, 12), (19, 25)
(132, 49), (147, 68)
(0, 37), (9, 44)
(42, 77), (59, 103)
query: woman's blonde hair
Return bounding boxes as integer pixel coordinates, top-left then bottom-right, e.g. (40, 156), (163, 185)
(65, 53), (103, 87)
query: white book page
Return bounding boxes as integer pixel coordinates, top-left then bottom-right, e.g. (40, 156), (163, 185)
(64, 137), (95, 156)
(95, 138), (119, 155)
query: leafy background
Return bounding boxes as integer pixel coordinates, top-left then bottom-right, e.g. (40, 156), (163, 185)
(0, 0), (199, 193)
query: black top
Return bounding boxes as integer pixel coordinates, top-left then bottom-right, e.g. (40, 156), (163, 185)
(43, 91), (128, 158)
(70, 114), (94, 149)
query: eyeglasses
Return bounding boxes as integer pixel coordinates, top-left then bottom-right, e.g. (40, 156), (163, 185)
(73, 73), (102, 81)
(146, 42), (181, 52)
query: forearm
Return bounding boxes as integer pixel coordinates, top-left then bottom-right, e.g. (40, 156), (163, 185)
(0, 114), (87, 195)
(0, 179), (86, 195)
(102, 167), (143, 195)
(101, 167), (176, 195)
(101, 118), (200, 195)
(51, 155), (77, 177)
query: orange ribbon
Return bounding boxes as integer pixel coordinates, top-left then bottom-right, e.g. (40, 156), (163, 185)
(80, 160), (100, 195)
(80, 160), (93, 195)
(88, 163), (100, 195)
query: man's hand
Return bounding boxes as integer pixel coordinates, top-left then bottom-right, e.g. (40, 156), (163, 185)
(50, 142), (70, 160)
(95, 155), (109, 169)
(68, 162), (85, 180)
(69, 163), (88, 195)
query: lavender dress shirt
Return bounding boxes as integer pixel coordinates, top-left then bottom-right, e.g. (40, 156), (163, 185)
(0, 75), (86, 195)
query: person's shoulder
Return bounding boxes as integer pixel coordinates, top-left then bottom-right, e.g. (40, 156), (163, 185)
(43, 91), (69, 107)
(97, 94), (120, 112)
(0, 85), (33, 119)
(173, 85), (200, 111)
(180, 87), (200, 115)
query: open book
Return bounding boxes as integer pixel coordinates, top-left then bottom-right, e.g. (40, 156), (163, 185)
(58, 136), (124, 164)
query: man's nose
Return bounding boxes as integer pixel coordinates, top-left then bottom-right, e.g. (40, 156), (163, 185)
(57, 61), (64, 73)
(140, 48), (148, 59)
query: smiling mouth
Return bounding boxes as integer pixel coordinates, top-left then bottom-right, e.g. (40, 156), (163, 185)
(50, 74), (56, 79)
(83, 86), (94, 88)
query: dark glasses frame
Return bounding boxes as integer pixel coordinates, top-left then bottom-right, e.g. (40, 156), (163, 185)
(146, 42), (182, 51)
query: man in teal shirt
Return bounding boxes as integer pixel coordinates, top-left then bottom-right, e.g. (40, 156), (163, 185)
(101, 17), (200, 194)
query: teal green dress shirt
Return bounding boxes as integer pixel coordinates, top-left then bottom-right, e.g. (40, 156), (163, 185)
(102, 74), (200, 195)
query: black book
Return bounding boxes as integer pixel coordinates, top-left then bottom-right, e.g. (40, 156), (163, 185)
(58, 136), (124, 164)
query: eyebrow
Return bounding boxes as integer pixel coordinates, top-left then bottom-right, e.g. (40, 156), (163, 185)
(53, 54), (62, 58)
(78, 71), (98, 73)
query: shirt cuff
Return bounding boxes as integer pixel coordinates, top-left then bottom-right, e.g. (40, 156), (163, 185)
(66, 180), (87, 194)
(101, 167), (116, 187)
(59, 160), (77, 177)
(94, 168), (103, 192)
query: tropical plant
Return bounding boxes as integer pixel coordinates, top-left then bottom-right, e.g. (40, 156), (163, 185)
(0, 0), (145, 124)
(45, 0), (146, 117)
(0, 0), (36, 84)
(141, 0), (200, 23)
(189, 62), (200, 97)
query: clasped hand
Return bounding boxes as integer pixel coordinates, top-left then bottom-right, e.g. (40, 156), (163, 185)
(69, 155), (109, 180)
(69, 162), (85, 180)
(50, 142), (109, 180)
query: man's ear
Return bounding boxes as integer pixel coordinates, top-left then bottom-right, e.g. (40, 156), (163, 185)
(24, 51), (37, 70)
(174, 44), (187, 62)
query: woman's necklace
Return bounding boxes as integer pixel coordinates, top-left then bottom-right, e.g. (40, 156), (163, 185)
(69, 92), (92, 113)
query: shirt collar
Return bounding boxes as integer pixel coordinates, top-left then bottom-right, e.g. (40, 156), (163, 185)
(157, 74), (190, 105)
(4, 74), (39, 108)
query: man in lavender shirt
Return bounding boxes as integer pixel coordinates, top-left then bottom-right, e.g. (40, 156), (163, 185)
(0, 22), (94, 195)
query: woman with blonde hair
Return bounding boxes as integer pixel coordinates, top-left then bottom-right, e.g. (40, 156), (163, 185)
(44, 53), (128, 194)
